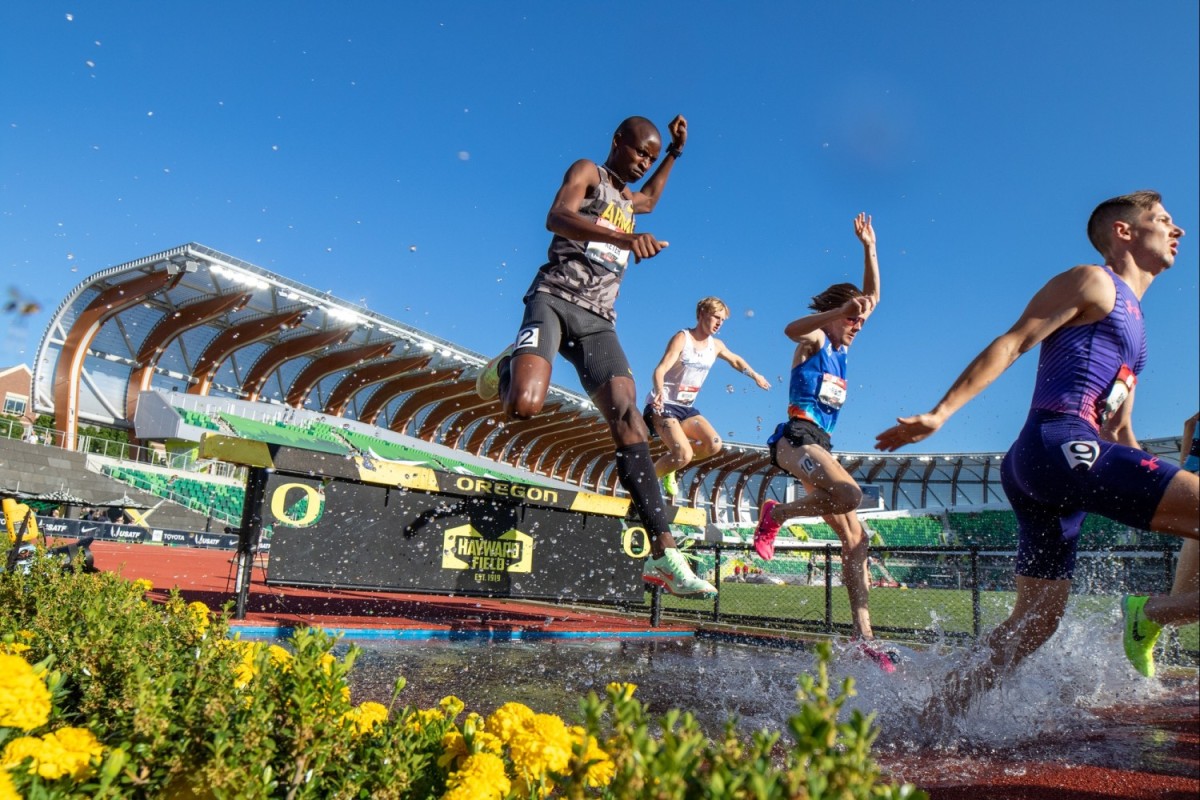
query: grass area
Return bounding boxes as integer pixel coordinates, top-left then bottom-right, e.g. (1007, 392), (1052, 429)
(652, 583), (1200, 653)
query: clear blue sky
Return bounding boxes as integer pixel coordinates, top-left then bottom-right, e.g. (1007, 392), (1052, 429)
(2, 2), (1196, 454)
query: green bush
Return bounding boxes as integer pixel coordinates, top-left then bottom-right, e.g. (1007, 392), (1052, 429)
(1, 546), (924, 799)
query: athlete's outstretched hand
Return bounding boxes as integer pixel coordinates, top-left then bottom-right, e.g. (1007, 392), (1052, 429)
(667, 115), (687, 151)
(875, 413), (943, 451)
(854, 212), (875, 248)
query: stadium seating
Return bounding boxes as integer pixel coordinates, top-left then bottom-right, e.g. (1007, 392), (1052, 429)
(946, 510), (1020, 548)
(218, 413), (350, 456)
(866, 515), (945, 546)
(102, 465), (245, 525)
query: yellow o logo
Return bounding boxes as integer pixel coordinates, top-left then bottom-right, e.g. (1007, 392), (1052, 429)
(622, 525), (651, 559)
(270, 483), (323, 527)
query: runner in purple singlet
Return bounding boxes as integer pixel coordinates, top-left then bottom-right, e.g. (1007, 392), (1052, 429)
(876, 190), (1198, 719)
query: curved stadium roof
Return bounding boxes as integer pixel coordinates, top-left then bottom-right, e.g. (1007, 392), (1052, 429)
(31, 243), (1182, 524)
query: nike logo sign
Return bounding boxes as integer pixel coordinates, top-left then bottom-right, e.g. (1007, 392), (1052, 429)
(1130, 621), (1145, 642)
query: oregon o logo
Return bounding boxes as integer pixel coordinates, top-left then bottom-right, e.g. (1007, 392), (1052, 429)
(270, 483), (324, 527)
(622, 525), (651, 559)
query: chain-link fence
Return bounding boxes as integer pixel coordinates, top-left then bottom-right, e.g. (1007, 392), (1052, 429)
(630, 543), (1198, 667)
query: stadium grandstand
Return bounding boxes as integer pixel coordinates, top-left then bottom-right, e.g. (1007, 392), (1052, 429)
(8, 242), (1186, 547)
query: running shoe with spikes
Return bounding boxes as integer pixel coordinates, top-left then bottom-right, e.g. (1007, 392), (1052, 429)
(1121, 594), (1162, 678)
(661, 471), (679, 498)
(475, 344), (514, 400)
(753, 499), (781, 561)
(855, 640), (898, 674)
(643, 548), (717, 597)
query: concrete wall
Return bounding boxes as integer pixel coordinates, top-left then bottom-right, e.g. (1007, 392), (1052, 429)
(0, 437), (213, 532)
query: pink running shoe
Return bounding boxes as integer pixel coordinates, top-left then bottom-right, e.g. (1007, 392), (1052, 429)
(857, 641), (897, 674)
(753, 499), (781, 561)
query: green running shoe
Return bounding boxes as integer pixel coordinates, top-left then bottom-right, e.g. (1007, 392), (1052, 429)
(643, 548), (716, 598)
(475, 344), (514, 400)
(661, 471), (679, 497)
(1121, 594), (1162, 678)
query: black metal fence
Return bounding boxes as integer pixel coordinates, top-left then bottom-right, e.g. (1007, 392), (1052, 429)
(633, 542), (1197, 666)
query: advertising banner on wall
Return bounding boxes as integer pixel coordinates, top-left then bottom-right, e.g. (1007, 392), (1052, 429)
(262, 474), (649, 603)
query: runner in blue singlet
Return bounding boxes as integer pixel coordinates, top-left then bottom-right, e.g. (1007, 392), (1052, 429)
(752, 212), (894, 670)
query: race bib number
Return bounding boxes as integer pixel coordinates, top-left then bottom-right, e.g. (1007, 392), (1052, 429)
(818, 373), (847, 409)
(1098, 364), (1136, 426)
(675, 385), (700, 405)
(1061, 440), (1100, 470)
(514, 325), (540, 351)
(585, 219), (631, 272)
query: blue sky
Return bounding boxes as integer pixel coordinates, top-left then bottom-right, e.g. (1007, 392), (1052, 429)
(2, 2), (1197, 455)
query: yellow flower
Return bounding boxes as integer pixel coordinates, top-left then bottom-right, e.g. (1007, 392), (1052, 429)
(220, 640), (263, 689)
(442, 752), (510, 800)
(132, 578), (153, 593)
(186, 601), (211, 633)
(0, 766), (19, 800)
(439, 695), (465, 719)
(438, 731), (468, 769)
(4, 727), (103, 782)
(402, 707), (444, 733)
(267, 645), (293, 671)
(343, 701), (389, 736)
(0, 653), (51, 731)
(484, 702), (534, 744)
(606, 682), (637, 701)
(570, 726), (615, 788)
(508, 713), (572, 782)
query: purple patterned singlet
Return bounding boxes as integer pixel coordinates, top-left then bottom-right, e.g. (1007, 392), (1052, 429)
(1028, 266), (1146, 429)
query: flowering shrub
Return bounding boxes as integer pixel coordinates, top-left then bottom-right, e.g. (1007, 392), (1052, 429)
(0, 544), (925, 799)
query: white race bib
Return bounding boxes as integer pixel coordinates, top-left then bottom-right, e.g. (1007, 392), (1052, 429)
(585, 219), (631, 272)
(818, 373), (847, 409)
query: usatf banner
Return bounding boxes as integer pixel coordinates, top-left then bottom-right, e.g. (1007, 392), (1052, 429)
(262, 474), (647, 603)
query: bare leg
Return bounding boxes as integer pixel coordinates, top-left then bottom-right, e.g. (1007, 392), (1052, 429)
(501, 353), (553, 420)
(652, 416), (694, 477)
(769, 440), (862, 519)
(1142, 470), (1199, 627)
(926, 576), (1070, 720)
(824, 510), (873, 639)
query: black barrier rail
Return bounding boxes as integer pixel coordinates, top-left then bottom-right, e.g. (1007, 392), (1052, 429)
(195, 434), (713, 619)
(617, 542), (1198, 665)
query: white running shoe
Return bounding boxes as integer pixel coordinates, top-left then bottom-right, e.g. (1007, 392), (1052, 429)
(475, 344), (514, 400)
(643, 548), (717, 597)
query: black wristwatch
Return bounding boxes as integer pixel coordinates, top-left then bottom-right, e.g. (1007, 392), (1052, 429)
(666, 145), (683, 159)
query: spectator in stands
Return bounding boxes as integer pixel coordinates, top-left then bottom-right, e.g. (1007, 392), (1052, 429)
(876, 190), (1198, 719)
(752, 213), (893, 671)
(106, 505), (133, 525)
(643, 296), (770, 501)
(474, 115), (715, 598)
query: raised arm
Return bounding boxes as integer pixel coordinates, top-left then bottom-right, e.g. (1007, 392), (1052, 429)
(875, 265), (1116, 451)
(631, 115), (686, 214)
(783, 294), (874, 344)
(546, 160), (665, 261)
(855, 212), (880, 304)
(716, 340), (771, 390)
